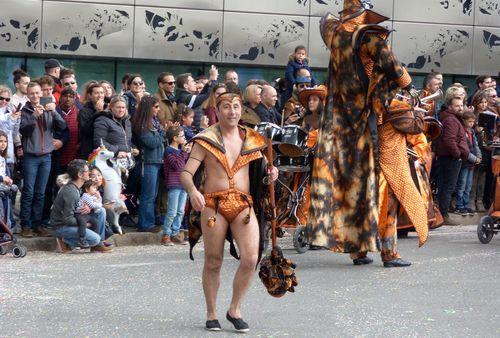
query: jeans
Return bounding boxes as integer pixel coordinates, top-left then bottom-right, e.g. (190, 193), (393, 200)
(437, 156), (462, 217)
(137, 164), (161, 230)
(55, 227), (101, 248)
(163, 188), (187, 237)
(455, 166), (474, 210)
(20, 154), (51, 229)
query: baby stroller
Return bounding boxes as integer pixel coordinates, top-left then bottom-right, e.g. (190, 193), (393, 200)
(477, 142), (500, 244)
(0, 184), (27, 258)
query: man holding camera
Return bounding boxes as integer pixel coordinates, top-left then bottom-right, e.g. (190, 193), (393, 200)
(19, 81), (66, 238)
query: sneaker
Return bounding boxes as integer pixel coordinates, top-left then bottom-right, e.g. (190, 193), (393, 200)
(457, 209), (468, 216)
(161, 235), (173, 246)
(33, 226), (52, 237)
(102, 240), (113, 247)
(171, 234), (188, 245)
(226, 312), (249, 333)
(90, 245), (113, 253)
(466, 208), (476, 216)
(20, 227), (33, 238)
(443, 216), (460, 226)
(205, 319), (222, 331)
(55, 237), (71, 254)
(78, 237), (90, 249)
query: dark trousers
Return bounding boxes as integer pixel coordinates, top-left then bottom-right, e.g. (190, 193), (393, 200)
(482, 151), (494, 209)
(437, 156), (462, 217)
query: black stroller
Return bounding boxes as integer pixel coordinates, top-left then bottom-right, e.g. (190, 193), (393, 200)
(0, 186), (27, 258)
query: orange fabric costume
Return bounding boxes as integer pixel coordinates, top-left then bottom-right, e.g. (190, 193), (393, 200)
(191, 125), (267, 225)
(378, 101), (429, 260)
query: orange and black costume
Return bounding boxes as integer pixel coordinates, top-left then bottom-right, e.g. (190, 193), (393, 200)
(307, 0), (414, 255)
(187, 124), (269, 263)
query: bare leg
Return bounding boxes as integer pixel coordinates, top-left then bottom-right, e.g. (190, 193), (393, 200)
(227, 209), (259, 318)
(201, 208), (229, 321)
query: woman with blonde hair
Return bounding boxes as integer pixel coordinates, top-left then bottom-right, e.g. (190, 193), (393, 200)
(241, 84), (262, 127)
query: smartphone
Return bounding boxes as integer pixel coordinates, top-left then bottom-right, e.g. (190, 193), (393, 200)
(40, 96), (53, 106)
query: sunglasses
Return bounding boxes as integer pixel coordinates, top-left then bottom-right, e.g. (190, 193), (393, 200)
(162, 81), (175, 85)
(132, 81), (144, 86)
(0, 96), (10, 102)
(63, 81), (76, 86)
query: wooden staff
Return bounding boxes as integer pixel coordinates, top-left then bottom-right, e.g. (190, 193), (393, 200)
(265, 126), (278, 257)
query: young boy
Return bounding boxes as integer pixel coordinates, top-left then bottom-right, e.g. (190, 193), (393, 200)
(455, 111), (482, 215)
(161, 126), (189, 246)
(284, 45), (316, 102)
(75, 180), (105, 248)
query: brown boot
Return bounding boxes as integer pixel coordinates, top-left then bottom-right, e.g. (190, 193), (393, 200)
(171, 234), (188, 245)
(55, 237), (71, 254)
(90, 245), (113, 253)
(20, 227), (33, 238)
(33, 226), (52, 237)
(161, 235), (173, 246)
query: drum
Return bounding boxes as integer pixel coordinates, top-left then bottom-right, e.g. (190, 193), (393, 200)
(255, 122), (283, 144)
(278, 125), (308, 157)
(275, 155), (310, 173)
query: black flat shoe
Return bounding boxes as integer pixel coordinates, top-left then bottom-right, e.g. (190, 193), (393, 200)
(383, 258), (412, 268)
(205, 319), (221, 331)
(353, 256), (373, 265)
(226, 312), (249, 333)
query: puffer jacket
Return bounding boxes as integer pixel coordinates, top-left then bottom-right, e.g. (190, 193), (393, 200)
(93, 111), (133, 155)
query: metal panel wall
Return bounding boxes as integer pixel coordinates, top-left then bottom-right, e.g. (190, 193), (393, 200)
(310, 0), (393, 18)
(135, 0), (224, 11)
(475, 0), (500, 27)
(42, 1), (134, 57)
(0, 0), (498, 75)
(394, 0), (474, 25)
(133, 7), (222, 62)
(224, 0), (310, 15)
(0, 0), (42, 53)
(392, 22), (474, 74)
(223, 12), (309, 65)
(472, 26), (500, 74)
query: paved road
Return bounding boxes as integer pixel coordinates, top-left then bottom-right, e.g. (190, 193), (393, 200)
(1, 225), (499, 337)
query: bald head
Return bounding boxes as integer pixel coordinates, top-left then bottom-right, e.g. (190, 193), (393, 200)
(261, 85), (278, 108)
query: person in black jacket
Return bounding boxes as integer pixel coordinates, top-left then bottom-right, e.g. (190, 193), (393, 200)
(19, 82), (66, 238)
(93, 95), (138, 158)
(176, 66), (218, 111)
(78, 83), (105, 159)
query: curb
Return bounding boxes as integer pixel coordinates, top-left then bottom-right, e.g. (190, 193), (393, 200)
(16, 230), (165, 252)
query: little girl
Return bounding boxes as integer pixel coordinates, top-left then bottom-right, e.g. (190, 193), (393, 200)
(75, 180), (105, 248)
(0, 131), (15, 228)
(177, 103), (197, 141)
(161, 126), (189, 246)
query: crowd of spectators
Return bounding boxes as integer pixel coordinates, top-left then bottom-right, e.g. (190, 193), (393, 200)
(0, 48), (498, 253)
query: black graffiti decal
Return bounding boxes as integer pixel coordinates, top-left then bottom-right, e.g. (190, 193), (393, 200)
(403, 29), (470, 69)
(478, 0), (500, 15)
(296, 0), (309, 5)
(0, 17), (39, 49)
(482, 30), (500, 61)
(224, 18), (305, 61)
(314, 0), (340, 5)
(144, 9), (220, 58)
(438, 0), (473, 15)
(44, 9), (129, 52)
